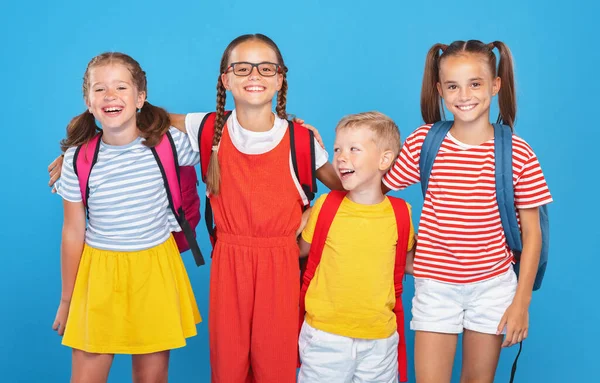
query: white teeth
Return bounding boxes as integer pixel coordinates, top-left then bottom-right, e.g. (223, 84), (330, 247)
(245, 86), (265, 91)
(340, 170), (354, 174)
(104, 107), (122, 112)
(457, 104), (476, 111)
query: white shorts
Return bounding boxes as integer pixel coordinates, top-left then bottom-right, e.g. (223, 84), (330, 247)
(410, 266), (518, 335)
(298, 321), (399, 383)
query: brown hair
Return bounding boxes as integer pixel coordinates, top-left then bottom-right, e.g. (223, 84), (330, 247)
(60, 52), (170, 151)
(336, 111), (401, 158)
(421, 40), (516, 129)
(207, 34), (289, 195)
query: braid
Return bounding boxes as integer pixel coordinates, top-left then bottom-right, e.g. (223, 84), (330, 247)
(206, 75), (228, 195)
(275, 68), (288, 119)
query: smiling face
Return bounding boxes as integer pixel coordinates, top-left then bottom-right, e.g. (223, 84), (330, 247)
(436, 53), (500, 126)
(221, 39), (283, 109)
(85, 63), (145, 133)
(333, 126), (393, 193)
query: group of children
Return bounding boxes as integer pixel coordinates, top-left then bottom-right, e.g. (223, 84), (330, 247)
(48, 34), (552, 383)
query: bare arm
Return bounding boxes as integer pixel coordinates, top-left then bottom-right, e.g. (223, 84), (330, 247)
(48, 155), (64, 192)
(169, 113), (187, 133)
(299, 237), (311, 259)
(498, 207), (541, 347)
(52, 199), (86, 335)
(60, 200), (87, 300)
(316, 163), (343, 191)
(404, 246), (415, 275)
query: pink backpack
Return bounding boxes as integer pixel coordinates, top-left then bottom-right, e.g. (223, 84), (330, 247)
(73, 131), (204, 266)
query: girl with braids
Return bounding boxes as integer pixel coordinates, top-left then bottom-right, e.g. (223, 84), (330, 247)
(383, 40), (552, 383)
(169, 33), (341, 382)
(52, 52), (201, 382)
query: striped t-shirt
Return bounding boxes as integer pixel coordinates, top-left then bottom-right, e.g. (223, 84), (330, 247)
(383, 124), (553, 284)
(56, 127), (199, 251)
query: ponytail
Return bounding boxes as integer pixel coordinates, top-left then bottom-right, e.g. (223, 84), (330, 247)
(421, 43), (447, 124)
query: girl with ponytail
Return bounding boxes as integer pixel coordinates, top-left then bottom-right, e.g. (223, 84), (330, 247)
(52, 52), (201, 382)
(384, 40), (552, 383)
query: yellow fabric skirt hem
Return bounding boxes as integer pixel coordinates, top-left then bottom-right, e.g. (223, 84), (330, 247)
(62, 235), (202, 354)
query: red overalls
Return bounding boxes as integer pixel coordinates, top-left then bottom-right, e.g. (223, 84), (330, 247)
(208, 126), (302, 383)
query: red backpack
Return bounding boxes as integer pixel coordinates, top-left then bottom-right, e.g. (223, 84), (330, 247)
(73, 130), (204, 266)
(298, 191), (411, 382)
(196, 111), (317, 250)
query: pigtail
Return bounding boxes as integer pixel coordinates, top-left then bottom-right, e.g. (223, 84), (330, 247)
(491, 41), (517, 130)
(275, 67), (288, 120)
(206, 75), (227, 195)
(421, 43), (447, 124)
(60, 111), (99, 152)
(138, 101), (171, 147)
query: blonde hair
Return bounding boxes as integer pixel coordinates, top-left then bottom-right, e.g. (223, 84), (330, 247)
(335, 111), (401, 157)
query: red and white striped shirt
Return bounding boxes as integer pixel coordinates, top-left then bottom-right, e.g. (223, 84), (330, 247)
(383, 124), (553, 284)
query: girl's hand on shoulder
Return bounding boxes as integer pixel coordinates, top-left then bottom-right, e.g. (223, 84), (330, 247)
(52, 298), (70, 336)
(292, 117), (324, 149)
(48, 154), (64, 193)
(497, 300), (529, 347)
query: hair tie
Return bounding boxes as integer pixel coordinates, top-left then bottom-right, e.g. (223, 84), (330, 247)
(488, 42), (495, 50)
(212, 145), (219, 152)
(440, 44), (448, 53)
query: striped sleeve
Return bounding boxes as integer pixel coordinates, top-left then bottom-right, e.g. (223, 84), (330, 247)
(170, 127), (200, 167)
(55, 147), (83, 202)
(383, 126), (429, 191)
(513, 136), (552, 209)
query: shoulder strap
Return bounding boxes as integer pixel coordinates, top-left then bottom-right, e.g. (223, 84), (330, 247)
(198, 111), (232, 182)
(73, 132), (102, 208)
(198, 111), (231, 253)
(387, 195), (411, 382)
(298, 191), (347, 339)
(388, 196), (410, 295)
(289, 121), (317, 205)
(419, 121), (453, 197)
(493, 123), (523, 255)
(152, 132), (205, 266)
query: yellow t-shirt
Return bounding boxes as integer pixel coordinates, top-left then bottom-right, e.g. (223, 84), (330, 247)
(302, 194), (415, 339)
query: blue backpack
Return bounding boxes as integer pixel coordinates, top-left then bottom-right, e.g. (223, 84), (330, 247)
(419, 121), (549, 291)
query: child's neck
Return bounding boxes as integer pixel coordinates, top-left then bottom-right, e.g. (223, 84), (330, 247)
(347, 185), (386, 205)
(450, 114), (494, 146)
(101, 123), (140, 146)
(235, 104), (275, 132)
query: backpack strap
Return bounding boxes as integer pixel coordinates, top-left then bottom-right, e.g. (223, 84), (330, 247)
(288, 121), (317, 206)
(298, 191), (347, 366)
(73, 132), (102, 210)
(419, 121), (453, 197)
(197, 111), (232, 250)
(151, 132), (205, 266)
(388, 196), (410, 382)
(493, 123), (523, 257)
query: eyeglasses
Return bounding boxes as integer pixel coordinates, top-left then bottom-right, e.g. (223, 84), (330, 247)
(225, 62), (281, 77)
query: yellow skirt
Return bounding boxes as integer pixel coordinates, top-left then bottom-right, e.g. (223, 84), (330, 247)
(62, 235), (202, 354)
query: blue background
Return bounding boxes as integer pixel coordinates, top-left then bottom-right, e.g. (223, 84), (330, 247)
(1, 0), (597, 381)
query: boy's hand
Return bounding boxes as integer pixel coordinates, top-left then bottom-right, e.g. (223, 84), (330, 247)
(292, 117), (324, 149)
(52, 299), (70, 336)
(48, 155), (64, 193)
(296, 207), (312, 238)
(497, 300), (529, 347)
